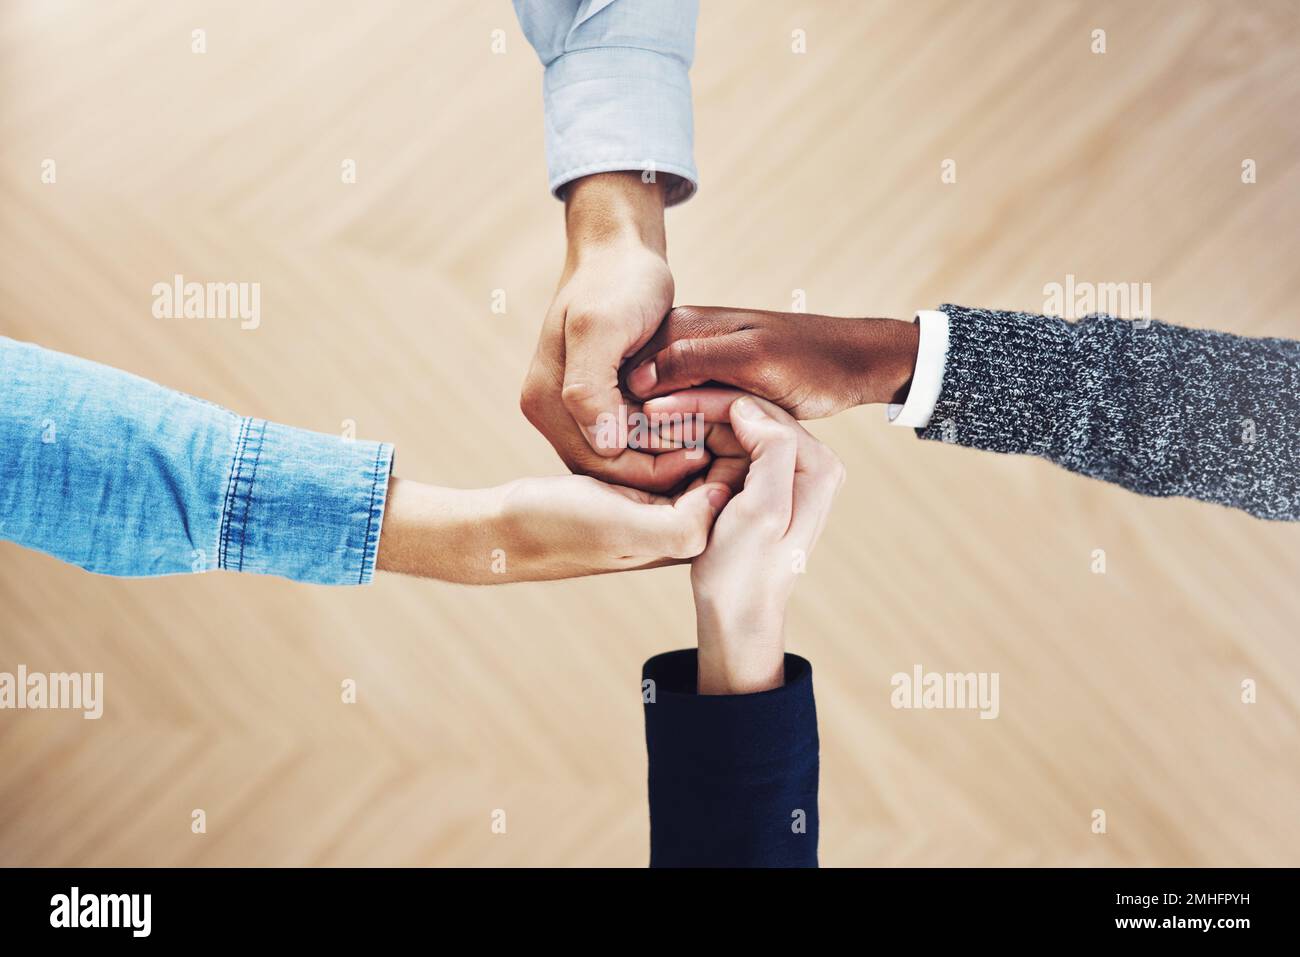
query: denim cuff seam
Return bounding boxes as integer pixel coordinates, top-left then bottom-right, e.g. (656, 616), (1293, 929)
(357, 442), (387, 585)
(216, 417), (249, 571)
(218, 416), (266, 572)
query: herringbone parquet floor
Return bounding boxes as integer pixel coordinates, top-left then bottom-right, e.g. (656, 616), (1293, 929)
(2, 0), (1299, 866)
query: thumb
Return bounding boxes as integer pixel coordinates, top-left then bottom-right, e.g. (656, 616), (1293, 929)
(637, 482), (731, 559)
(626, 334), (756, 399)
(563, 313), (635, 457)
(727, 396), (797, 533)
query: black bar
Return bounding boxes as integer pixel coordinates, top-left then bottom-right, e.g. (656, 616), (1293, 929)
(0, 867), (1281, 942)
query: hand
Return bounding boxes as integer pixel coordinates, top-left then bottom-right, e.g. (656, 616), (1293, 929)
(624, 305), (921, 418)
(520, 173), (708, 493)
(689, 393), (846, 695)
(375, 474), (731, 585)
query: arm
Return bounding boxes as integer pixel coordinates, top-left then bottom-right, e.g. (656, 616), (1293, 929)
(0, 337), (731, 584)
(1, 335), (391, 584)
(629, 305), (1300, 521)
(375, 472), (729, 584)
(514, 1), (706, 493)
(643, 395), (843, 867)
(918, 304), (1300, 521)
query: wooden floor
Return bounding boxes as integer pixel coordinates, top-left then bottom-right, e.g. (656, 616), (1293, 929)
(2, 0), (1299, 866)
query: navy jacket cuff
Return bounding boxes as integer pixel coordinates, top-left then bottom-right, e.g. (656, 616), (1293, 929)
(642, 649), (819, 867)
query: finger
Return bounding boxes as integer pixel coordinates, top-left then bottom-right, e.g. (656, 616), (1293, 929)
(648, 410), (767, 493)
(625, 481), (732, 560)
(788, 441), (847, 552)
(700, 423), (748, 492)
(524, 376), (708, 493)
(638, 406), (713, 451)
(644, 387), (756, 423)
(645, 387), (802, 427)
(702, 450), (750, 494)
(727, 396), (798, 534)
(595, 446), (710, 494)
(522, 331), (710, 493)
(684, 425), (749, 493)
(626, 331), (759, 398)
(626, 403), (712, 459)
(623, 304), (744, 372)
(704, 421), (744, 456)
(562, 310), (637, 457)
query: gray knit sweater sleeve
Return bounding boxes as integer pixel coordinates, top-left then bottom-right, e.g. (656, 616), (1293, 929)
(915, 305), (1300, 521)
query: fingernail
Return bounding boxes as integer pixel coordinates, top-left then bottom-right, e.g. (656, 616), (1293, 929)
(706, 487), (731, 511)
(733, 397), (764, 420)
(628, 361), (657, 394)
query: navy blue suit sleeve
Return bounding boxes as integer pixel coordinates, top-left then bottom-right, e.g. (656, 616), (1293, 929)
(642, 649), (819, 867)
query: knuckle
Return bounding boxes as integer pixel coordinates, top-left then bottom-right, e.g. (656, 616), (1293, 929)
(669, 304), (742, 338)
(519, 381), (544, 424)
(666, 304), (707, 330)
(769, 424), (799, 451)
(733, 495), (782, 532)
(566, 446), (605, 478)
(805, 438), (836, 470)
(560, 378), (597, 403)
(806, 441), (847, 493)
(756, 509), (789, 535)
(663, 337), (698, 378)
(818, 448), (841, 476)
(752, 364), (789, 399)
(565, 308), (598, 338)
(671, 519), (709, 559)
(560, 380), (605, 418)
(729, 329), (767, 374)
(641, 472), (678, 495)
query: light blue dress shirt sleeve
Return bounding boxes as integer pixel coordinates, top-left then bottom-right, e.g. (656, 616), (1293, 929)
(0, 336), (393, 585)
(513, 0), (699, 206)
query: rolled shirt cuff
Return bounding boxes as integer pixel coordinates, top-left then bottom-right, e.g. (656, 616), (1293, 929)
(217, 417), (394, 585)
(887, 309), (950, 428)
(543, 45), (698, 206)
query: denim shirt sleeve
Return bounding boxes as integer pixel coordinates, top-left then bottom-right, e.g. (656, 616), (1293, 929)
(0, 336), (393, 585)
(512, 0), (699, 206)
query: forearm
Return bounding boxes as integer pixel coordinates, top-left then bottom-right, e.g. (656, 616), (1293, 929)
(0, 336), (393, 583)
(919, 305), (1300, 521)
(374, 478), (508, 584)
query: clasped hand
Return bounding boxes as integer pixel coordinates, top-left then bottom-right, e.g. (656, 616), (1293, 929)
(506, 174), (857, 694)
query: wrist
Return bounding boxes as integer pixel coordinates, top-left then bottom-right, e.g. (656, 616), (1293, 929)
(694, 597), (786, 695)
(846, 317), (921, 406)
(696, 639), (786, 696)
(564, 171), (667, 261)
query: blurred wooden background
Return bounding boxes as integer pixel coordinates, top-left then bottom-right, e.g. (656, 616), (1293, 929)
(2, 0), (1299, 866)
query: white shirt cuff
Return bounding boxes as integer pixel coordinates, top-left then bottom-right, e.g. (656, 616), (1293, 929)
(886, 309), (950, 428)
